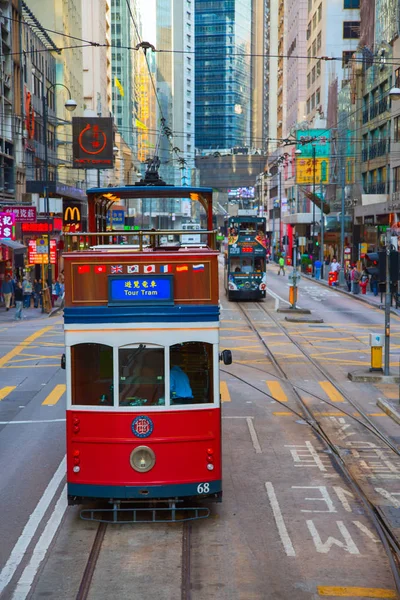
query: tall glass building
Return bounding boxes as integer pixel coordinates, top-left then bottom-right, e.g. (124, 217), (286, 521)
(195, 0), (253, 150)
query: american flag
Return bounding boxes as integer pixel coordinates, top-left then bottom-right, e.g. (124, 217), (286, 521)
(111, 265), (123, 274)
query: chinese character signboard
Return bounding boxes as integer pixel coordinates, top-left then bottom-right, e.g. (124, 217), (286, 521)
(0, 212), (16, 240)
(72, 117), (114, 169)
(108, 275), (174, 306)
(296, 158), (330, 185)
(3, 206), (36, 222)
(28, 239), (56, 264)
(296, 129), (331, 185)
(106, 210), (125, 229)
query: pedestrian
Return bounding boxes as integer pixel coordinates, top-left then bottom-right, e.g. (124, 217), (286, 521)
(14, 281), (23, 320)
(278, 255), (285, 276)
(314, 258), (322, 280)
(345, 266), (352, 291)
(1, 275), (13, 311)
(370, 272), (379, 296)
(33, 279), (42, 308)
(22, 276), (33, 308)
(351, 265), (361, 294)
(329, 256), (341, 273)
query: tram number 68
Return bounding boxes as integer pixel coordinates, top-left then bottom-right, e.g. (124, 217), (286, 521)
(197, 483), (210, 494)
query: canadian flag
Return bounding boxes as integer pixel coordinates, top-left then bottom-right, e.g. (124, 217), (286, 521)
(144, 264), (155, 273)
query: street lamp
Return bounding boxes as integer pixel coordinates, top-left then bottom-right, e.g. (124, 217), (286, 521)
(42, 82), (77, 295)
(312, 143), (316, 270)
(389, 87), (400, 101)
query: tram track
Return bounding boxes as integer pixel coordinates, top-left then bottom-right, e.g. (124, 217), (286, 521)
(232, 301), (400, 596)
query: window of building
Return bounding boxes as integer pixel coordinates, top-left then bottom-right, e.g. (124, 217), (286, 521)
(187, 144), (191, 153)
(187, 56), (191, 65)
(395, 67), (400, 87)
(343, 21), (360, 39)
(186, 78), (191, 86)
(71, 344), (113, 406)
(308, 0), (312, 11)
(186, 34), (191, 42)
(316, 59), (321, 76)
(344, 0), (360, 7)
(318, 3), (322, 20)
(119, 344), (165, 407)
(306, 22), (311, 40)
(307, 73), (311, 88)
(312, 40), (317, 55)
(317, 31), (321, 50)
(186, 10), (191, 19)
(312, 66), (316, 83)
(394, 166), (400, 192)
(187, 112), (191, 120)
(187, 67), (191, 75)
(187, 101), (191, 109)
(342, 50), (354, 67)
(311, 93), (315, 109)
(316, 88), (320, 105)
(312, 12), (317, 30)
(394, 116), (400, 142)
(308, 48), (311, 64)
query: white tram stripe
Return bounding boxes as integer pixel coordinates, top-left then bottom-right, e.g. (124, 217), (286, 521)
(246, 417), (262, 453)
(0, 457), (66, 595)
(265, 482), (296, 557)
(0, 419), (66, 425)
(12, 485), (68, 600)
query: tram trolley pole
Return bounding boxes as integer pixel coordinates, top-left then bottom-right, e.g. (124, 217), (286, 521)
(289, 235), (300, 309)
(384, 230), (391, 376)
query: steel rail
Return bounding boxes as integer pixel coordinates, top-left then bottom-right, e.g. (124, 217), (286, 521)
(181, 521), (192, 600)
(75, 522), (107, 600)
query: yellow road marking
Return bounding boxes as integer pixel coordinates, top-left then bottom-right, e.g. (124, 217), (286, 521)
(315, 411), (346, 416)
(266, 381), (288, 403)
(42, 384), (66, 406)
(273, 411), (292, 416)
(319, 381), (345, 403)
(376, 384), (398, 400)
(0, 325), (54, 369)
(318, 586), (396, 598)
(0, 386), (15, 400)
(220, 381), (231, 402)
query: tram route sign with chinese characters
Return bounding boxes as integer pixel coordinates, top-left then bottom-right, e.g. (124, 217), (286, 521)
(3, 206), (36, 222)
(0, 212), (16, 240)
(108, 274), (174, 306)
(72, 117), (114, 169)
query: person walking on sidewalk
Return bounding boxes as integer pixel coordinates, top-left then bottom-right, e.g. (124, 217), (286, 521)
(14, 281), (23, 320)
(22, 276), (32, 308)
(278, 255), (285, 276)
(345, 266), (352, 291)
(351, 265), (361, 294)
(1, 275), (13, 311)
(33, 279), (42, 308)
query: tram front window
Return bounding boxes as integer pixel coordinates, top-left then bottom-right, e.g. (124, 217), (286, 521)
(119, 344), (165, 406)
(71, 343), (113, 406)
(170, 342), (213, 404)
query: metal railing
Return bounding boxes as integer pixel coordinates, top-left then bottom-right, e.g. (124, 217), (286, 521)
(63, 229), (218, 252)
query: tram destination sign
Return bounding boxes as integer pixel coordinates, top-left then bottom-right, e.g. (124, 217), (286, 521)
(108, 274), (174, 306)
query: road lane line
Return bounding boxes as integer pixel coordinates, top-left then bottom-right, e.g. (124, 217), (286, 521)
(0, 386), (15, 400)
(266, 380), (288, 403)
(220, 381), (231, 402)
(319, 381), (344, 403)
(317, 586), (396, 598)
(42, 384), (66, 406)
(273, 411), (292, 416)
(0, 326), (54, 369)
(0, 457), (66, 595)
(11, 485), (68, 600)
(246, 417), (262, 453)
(265, 482), (296, 557)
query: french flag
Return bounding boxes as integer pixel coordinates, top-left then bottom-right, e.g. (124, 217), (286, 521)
(161, 265), (171, 273)
(193, 264), (205, 272)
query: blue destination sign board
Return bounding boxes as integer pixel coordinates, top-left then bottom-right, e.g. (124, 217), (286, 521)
(108, 275), (174, 306)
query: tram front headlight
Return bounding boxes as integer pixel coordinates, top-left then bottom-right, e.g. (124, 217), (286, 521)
(130, 446), (156, 473)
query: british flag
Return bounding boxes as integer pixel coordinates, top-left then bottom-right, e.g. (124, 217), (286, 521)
(111, 265), (123, 274)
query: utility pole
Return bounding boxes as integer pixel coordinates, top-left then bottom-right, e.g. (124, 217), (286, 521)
(384, 230), (391, 375)
(312, 144), (316, 264)
(340, 166), (345, 265)
(42, 85), (52, 291)
(278, 169), (282, 253)
(320, 181), (324, 278)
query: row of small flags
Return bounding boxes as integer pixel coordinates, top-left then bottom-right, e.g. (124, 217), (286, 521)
(78, 264), (205, 275)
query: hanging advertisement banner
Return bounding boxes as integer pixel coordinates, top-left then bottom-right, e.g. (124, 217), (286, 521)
(72, 117), (114, 169)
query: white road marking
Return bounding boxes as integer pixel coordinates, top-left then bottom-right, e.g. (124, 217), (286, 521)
(292, 485), (336, 513)
(12, 485), (68, 600)
(0, 458), (66, 595)
(353, 521), (380, 543)
(246, 417), (262, 453)
(265, 482), (296, 557)
(267, 288), (291, 306)
(375, 487), (400, 508)
(306, 520), (360, 554)
(0, 419), (66, 425)
(333, 486), (354, 512)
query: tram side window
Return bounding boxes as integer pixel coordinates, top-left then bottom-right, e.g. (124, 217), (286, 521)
(239, 221), (256, 234)
(71, 343), (113, 406)
(119, 344), (165, 407)
(230, 258), (241, 273)
(170, 342), (213, 404)
(254, 258), (265, 272)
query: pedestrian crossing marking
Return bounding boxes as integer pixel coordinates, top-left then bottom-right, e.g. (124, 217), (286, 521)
(42, 384), (66, 406)
(317, 586), (396, 598)
(220, 381), (231, 402)
(0, 386), (15, 401)
(266, 381), (288, 403)
(318, 381), (344, 403)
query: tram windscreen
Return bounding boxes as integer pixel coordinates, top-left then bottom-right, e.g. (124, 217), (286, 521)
(71, 343), (113, 406)
(119, 345), (165, 406)
(170, 342), (213, 404)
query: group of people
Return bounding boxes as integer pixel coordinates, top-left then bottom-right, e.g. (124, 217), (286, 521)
(318, 257), (378, 296)
(0, 273), (65, 319)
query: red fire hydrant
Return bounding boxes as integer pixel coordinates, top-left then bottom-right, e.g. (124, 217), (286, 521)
(360, 279), (368, 295)
(328, 271), (338, 287)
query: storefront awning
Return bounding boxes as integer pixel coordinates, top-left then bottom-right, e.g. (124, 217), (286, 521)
(0, 239), (27, 254)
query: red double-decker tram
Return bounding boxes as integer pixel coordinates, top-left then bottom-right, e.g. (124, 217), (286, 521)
(63, 179), (231, 521)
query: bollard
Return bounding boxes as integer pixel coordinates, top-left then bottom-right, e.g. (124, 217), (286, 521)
(289, 285), (297, 306)
(369, 333), (383, 372)
(275, 297), (279, 311)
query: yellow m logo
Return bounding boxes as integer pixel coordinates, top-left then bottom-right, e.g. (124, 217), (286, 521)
(64, 206), (80, 222)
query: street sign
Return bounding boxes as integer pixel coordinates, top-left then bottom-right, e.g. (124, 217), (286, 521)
(0, 212), (16, 240)
(288, 272), (301, 283)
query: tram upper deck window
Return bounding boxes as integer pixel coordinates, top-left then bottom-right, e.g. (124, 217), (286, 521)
(170, 342), (213, 404)
(239, 221), (256, 234)
(119, 344), (165, 407)
(71, 343), (113, 406)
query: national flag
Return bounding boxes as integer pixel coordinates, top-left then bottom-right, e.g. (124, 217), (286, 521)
(78, 265), (90, 274)
(160, 265), (171, 273)
(193, 264), (205, 272)
(127, 265), (139, 274)
(115, 77), (125, 97)
(176, 265), (188, 272)
(144, 264), (155, 273)
(111, 265), (123, 274)
(135, 118), (148, 131)
(94, 265), (106, 274)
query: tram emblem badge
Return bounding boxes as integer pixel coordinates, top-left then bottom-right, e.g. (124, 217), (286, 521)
(131, 415), (154, 438)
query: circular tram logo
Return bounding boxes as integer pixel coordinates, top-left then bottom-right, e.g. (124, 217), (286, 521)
(131, 415), (154, 438)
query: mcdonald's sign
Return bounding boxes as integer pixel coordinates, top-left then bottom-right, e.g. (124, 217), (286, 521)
(63, 205), (81, 232)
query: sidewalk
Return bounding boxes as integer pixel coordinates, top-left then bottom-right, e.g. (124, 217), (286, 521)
(0, 304), (49, 323)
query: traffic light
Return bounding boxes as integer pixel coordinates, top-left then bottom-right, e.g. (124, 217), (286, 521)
(366, 251), (399, 283)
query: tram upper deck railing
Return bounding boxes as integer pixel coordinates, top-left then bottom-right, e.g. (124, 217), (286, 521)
(63, 230), (218, 252)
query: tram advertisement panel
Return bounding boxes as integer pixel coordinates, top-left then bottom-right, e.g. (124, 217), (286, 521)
(108, 274), (174, 305)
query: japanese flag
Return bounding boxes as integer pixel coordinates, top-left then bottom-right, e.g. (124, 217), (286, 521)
(144, 265), (155, 273)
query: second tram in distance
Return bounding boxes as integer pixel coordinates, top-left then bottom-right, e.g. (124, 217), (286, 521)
(224, 211), (267, 301)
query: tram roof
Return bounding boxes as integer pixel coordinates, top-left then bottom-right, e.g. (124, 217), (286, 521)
(86, 186), (213, 199)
